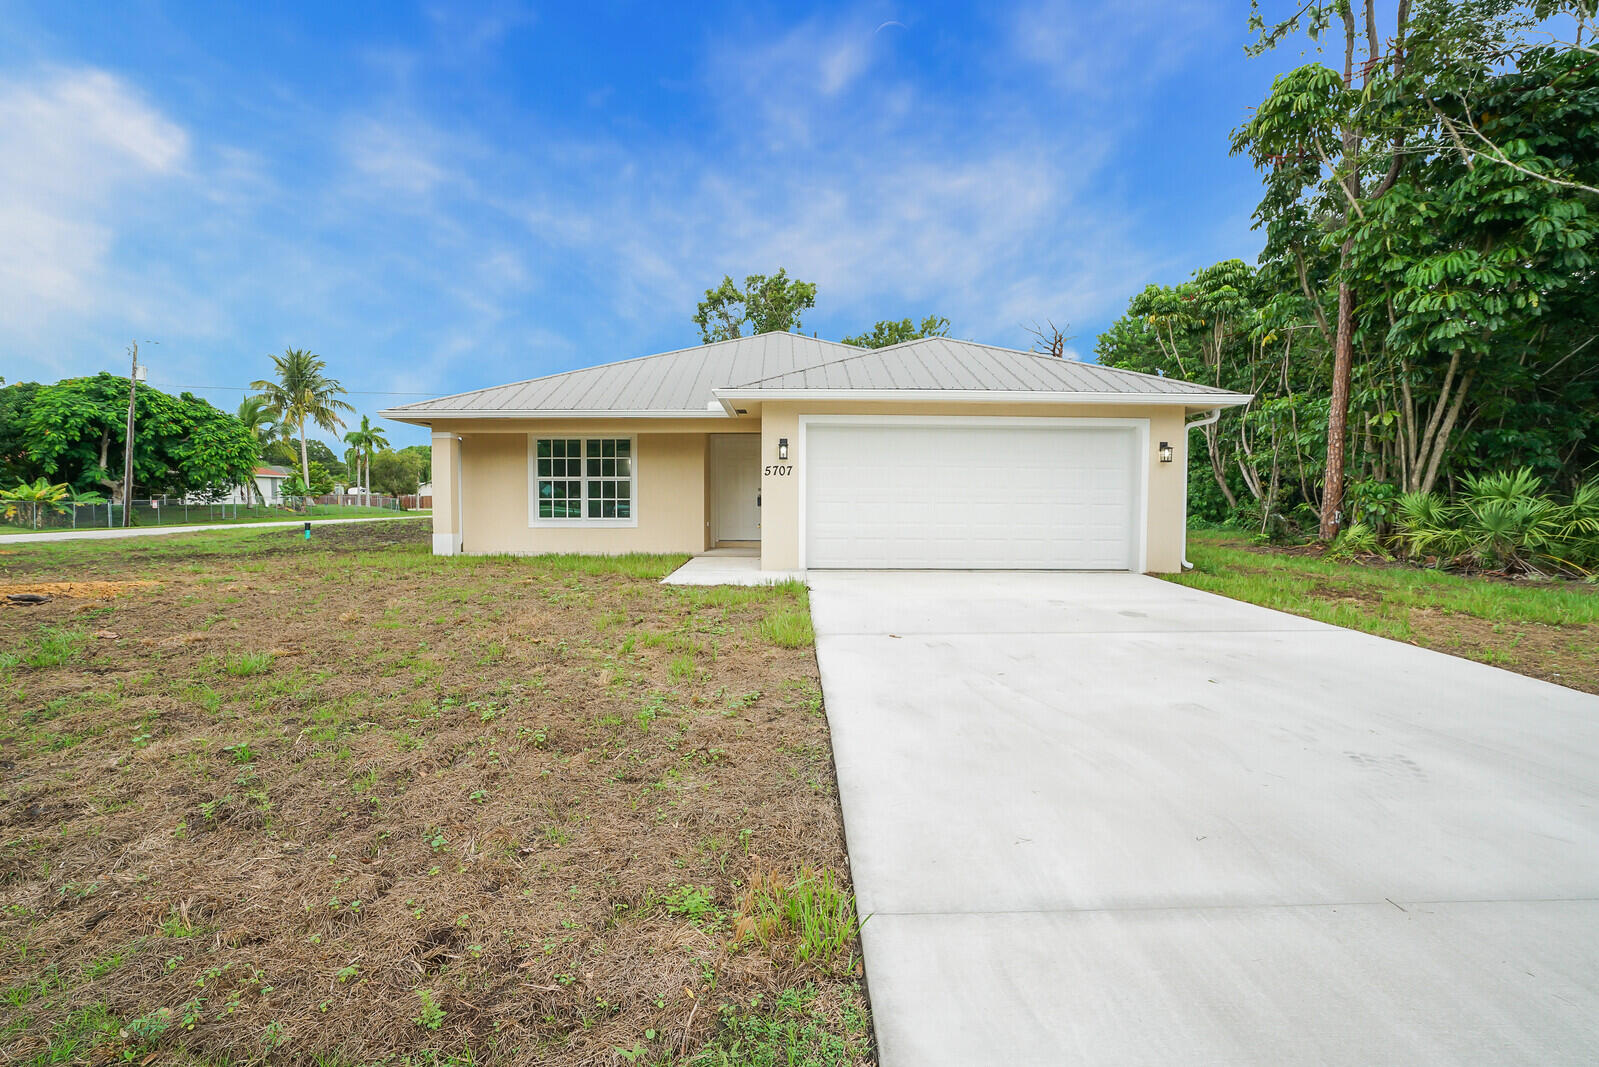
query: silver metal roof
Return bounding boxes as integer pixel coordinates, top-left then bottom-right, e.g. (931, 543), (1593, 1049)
(720, 337), (1238, 397)
(381, 332), (1249, 423)
(380, 333), (862, 421)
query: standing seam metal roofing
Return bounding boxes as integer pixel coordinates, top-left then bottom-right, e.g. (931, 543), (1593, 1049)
(378, 332), (1248, 421)
(722, 336), (1230, 395)
(378, 333), (865, 418)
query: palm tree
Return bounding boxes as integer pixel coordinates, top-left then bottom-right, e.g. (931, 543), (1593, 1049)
(235, 397), (280, 506)
(343, 415), (389, 503)
(250, 349), (353, 501)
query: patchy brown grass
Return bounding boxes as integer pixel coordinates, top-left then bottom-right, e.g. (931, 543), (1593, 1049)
(0, 522), (871, 1065)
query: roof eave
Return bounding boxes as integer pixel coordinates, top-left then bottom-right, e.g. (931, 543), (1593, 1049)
(378, 408), (737, 425)
(710, 388), (1254, 408)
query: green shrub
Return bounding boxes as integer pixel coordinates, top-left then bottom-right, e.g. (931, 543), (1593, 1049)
(1391, 469), (1598, 575)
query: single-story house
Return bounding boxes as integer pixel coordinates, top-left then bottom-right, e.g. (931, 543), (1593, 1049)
(185, 464), (294, 506)
(379, 333), (1252, 573)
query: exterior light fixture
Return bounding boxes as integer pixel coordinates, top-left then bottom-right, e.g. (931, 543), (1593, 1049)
(778, 437), (789, 460)
(1158, 441), (1173, 463)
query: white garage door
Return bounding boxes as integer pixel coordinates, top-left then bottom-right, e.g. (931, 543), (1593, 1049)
(804, 420), (1142, 570)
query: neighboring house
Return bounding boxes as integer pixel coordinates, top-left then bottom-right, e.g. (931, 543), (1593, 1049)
(183, 464), (294, 506)
(379, 333), (1252, 573)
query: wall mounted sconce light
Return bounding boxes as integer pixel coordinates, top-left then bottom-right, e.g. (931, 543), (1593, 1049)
(778, 437), (789, 461)
(1158, 441), (1173, 463)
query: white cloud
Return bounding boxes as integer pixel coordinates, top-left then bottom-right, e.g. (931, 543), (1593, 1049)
(1009, 0), (1220, 96)
(706, 15), (888, 149)
(0, 67), (189, 334)
(344, 117), (452, 196)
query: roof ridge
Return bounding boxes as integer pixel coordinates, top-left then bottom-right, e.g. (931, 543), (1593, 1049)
(729, 335), (1210, 390)
(729, 340), (888, 387)
(888, 336), (1212, 389)
(385, 332), (862, 413)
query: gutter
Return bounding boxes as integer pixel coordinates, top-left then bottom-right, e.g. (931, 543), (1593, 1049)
(1181, 408), (1224, 571)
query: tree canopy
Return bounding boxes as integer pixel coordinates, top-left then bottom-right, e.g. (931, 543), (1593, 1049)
(251, 348), (353, 490)
(692, 270), (817, 342)
(841, 315), (951, 348)
(1097, 0), (1597, 540)
(15, 373), (259, 499)
(370, 449), (423, 496)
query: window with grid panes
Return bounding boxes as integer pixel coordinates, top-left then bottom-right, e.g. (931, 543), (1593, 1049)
(534, 437), (632, 520)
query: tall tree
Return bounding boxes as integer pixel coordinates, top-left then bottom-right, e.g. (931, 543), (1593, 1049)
(842, 315), (951, 348)
(22, 374), (259, 500)
(343, 415), (389, 498)
(692, 270), (817, 342)
(1235, 0), (1416, 539)
(234, 396), (280, 504)
(250, 349), (353, 491)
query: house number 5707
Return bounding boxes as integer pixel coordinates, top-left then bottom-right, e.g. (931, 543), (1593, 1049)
(763, 465), (793, 476)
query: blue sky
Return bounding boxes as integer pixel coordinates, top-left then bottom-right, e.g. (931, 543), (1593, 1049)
(0, 1), (1316, 448)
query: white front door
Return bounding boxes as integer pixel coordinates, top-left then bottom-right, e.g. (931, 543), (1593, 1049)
(804, 419), (1144, 570)
(711, 434), (761, 542)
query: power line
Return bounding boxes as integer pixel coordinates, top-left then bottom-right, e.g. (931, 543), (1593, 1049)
(150, 382), (438, 396)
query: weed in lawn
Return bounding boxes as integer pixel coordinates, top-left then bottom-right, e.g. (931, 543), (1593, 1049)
(669, 653), (697, 681)
(732, 866), (863, 973)
(25, 627), (89, 668)
(758, 609), (814, 648)
(689, 983), (871, 1067)
(413, 988), (446, 1031)
(225, 651), (274, 677)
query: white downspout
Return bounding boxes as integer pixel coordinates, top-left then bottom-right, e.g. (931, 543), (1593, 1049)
(1181, 408), (1223, 571)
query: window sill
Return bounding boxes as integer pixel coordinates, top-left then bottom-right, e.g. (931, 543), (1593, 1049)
(530, 518), (639, 529)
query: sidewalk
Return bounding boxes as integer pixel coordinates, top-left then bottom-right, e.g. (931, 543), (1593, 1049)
(0, 515), (423, 546)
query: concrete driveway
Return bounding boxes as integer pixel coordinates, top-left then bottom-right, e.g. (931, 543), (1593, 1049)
(809, 571), (1599, 1065)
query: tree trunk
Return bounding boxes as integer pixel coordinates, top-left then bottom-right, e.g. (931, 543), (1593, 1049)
(1319, 275), (1357, 539)
(1419, 369), (1473, 494)
(299, 418), (311, 509)
(1206, 423), (1240, 510)
(1318, 6), (1369, 542)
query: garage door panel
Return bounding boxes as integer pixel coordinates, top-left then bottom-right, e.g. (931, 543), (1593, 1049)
(804, 422), (1139, 570)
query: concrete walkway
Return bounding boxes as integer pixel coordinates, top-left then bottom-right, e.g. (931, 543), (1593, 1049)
(0, 515), (423, 545)
(660, 549), (804, 587)
(809, 570), (1599, 1065)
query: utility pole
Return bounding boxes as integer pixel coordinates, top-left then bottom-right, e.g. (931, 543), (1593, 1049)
(122, 341), (153, 527)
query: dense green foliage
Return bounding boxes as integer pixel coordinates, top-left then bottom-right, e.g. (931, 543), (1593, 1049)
(841, 315), (951, 348)
(693, 269), (818, 342)
(0, 380), (43, 485)
(6, 373), (259, 500)
(370, 448), (424, 495)
(396, 444), (432, 483)
(1098, 1), (1597, 554)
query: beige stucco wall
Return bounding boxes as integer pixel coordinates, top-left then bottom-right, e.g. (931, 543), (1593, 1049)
(756, 401), (1191, 573)
(448, 427), (716, 556)
(426, 407), (1194, 571)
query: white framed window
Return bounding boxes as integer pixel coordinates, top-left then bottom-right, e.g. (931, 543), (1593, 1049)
(530, 436), (637, 526)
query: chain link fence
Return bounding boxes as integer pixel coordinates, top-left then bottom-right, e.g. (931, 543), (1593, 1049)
(2, 496), (416, 532)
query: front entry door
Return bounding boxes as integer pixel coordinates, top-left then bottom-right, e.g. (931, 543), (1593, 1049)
(711, 434), (761, 542)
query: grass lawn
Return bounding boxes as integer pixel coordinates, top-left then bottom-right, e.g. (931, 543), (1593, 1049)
(1, 504), (428, 536)
(1173, 528), (1599, 694)
(0, 523), (870, 1066)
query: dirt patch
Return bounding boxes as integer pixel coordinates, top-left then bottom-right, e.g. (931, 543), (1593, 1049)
(0, 532), (869, 1064)
(1405, 610), (1599, 694)
(1, 580), (160, 601)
